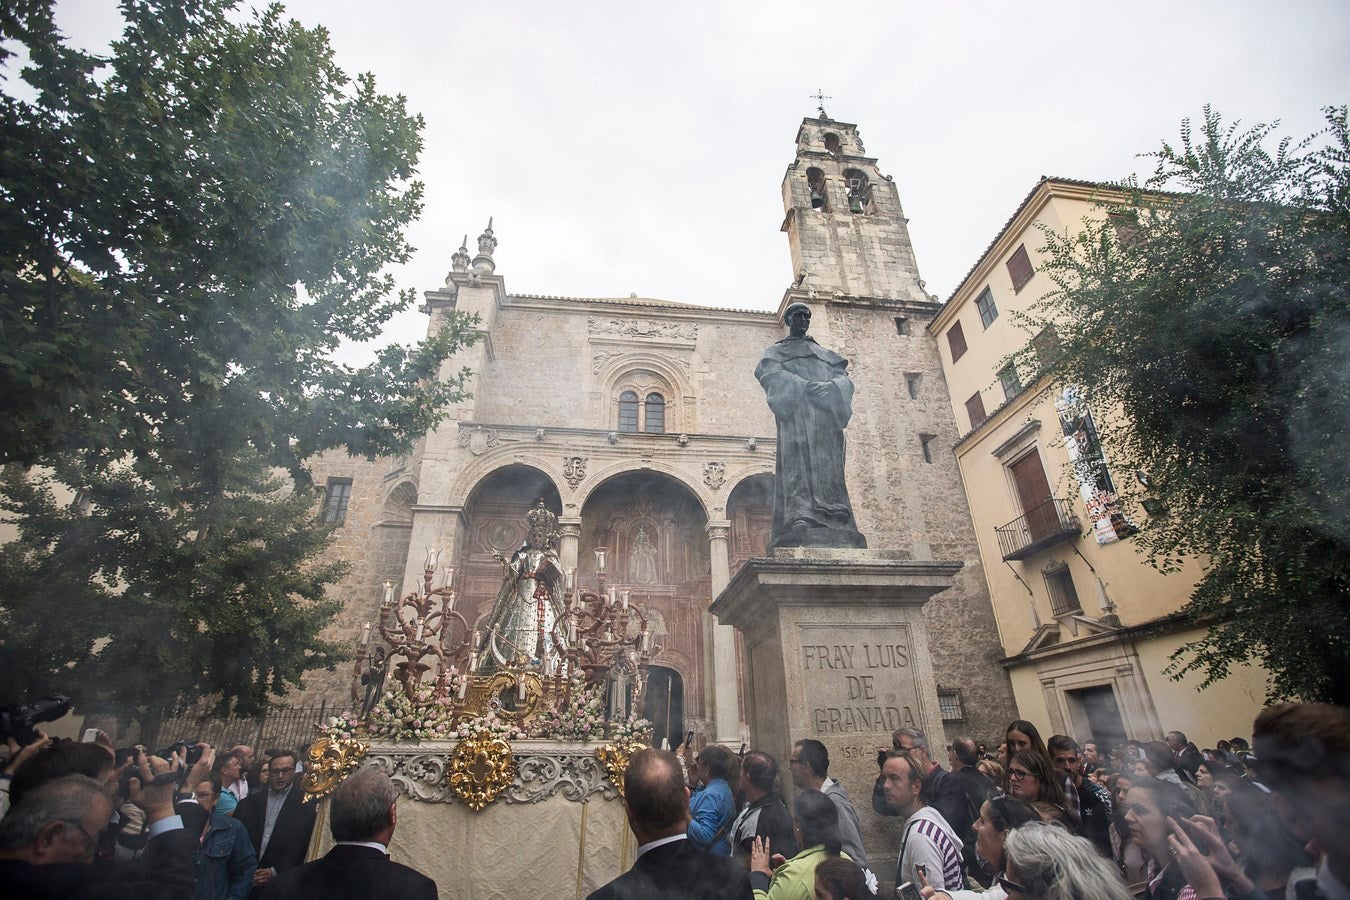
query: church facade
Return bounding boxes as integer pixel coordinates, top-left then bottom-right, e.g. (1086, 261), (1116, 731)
(306, 115), (1017, 747)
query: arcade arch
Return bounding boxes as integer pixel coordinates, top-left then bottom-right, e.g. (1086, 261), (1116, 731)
(578, 470), (711, 724)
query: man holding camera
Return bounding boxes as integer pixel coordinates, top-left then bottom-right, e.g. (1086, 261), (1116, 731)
(0, 770), (195, 898)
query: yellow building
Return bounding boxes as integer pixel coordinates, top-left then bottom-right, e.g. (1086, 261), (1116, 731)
(929, 178), (1268, 749)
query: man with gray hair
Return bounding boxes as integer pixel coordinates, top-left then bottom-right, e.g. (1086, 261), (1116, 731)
(259, 764), (435, 899)
(0, 772), (195, 898)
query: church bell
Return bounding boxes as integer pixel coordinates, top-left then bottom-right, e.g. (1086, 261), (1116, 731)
(810, 186), (825, 209)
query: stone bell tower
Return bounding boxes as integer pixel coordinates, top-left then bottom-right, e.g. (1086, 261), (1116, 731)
(780, 114), (933, 306)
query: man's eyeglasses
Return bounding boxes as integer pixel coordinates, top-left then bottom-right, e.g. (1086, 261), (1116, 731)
(1008, 768), (1032, 781)
(996, 873), (1032, 895)
(61, 819), (100, 858)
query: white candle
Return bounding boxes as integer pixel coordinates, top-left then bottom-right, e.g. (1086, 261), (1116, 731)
(359, 622), (371, 647)
(468, 651), (478, 672)
(383, 581), (393, 604)
(621, 590), (630, 610)
(517, 675), (526, 701)
(564, 568), (576, 591)
(608, 586), (617, 606)
(414, 619), (425, 642)
(568, 621), (577, 643)
(458, 677), (468, 699)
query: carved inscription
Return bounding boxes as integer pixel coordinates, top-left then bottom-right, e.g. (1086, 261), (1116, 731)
(799, 627), (919, 736)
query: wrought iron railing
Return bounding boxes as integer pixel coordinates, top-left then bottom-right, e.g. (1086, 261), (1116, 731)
(147, 700), (343, 755)
(996, 498), (1082, 561)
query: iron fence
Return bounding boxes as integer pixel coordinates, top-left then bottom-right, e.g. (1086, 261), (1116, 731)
(147, 699), (344, 755)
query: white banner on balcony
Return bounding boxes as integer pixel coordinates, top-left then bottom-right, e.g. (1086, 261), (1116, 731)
(1056, 388), (1136, 546)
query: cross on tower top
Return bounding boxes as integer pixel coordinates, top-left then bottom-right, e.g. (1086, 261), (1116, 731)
(810, 89), (832, 119)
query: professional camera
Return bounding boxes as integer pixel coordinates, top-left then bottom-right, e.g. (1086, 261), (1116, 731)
(0, 695), (72, 744)
(158, 739), (205, 768)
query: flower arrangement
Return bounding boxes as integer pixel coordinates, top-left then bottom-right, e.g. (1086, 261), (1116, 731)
(365, 687), (458, 741)
(532, 675), (608, 741)
(608, 713), (653, 744)
(454, 710), (529, 742)
(317, 709), (363, 742)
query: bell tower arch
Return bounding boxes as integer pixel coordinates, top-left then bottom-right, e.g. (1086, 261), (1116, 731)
(780, 114), (932, 305)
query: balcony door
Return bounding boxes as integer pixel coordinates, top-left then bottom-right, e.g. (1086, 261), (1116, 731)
(1010, 449), (1057, 541)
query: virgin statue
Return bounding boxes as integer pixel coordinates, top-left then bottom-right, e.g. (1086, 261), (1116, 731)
(476, 500), (568, 673)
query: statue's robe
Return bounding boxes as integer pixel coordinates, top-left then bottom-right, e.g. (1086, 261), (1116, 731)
(479, 546), (566, 672)
(755, 336), (864, 548)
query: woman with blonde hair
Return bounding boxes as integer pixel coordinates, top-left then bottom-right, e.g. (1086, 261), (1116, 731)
(977, 759), (1005, 791)
(999, 821), (1132, 900)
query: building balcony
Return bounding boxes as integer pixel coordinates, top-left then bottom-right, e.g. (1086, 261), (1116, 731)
(996, 498), (1082, 561)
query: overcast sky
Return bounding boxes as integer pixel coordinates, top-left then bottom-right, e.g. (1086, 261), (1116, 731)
(48, 1), (1350, 363)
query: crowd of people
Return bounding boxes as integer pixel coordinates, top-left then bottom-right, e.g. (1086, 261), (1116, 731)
(0, 701), (1345, 899)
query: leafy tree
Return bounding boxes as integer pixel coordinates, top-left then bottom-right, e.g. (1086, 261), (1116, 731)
(1020, 107), (1350, 703)
(0, 1), (477, 722)
(0, 456), (347, 723)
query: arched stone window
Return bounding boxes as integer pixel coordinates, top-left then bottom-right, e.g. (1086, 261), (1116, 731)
(806, 167), (828, 210)
(600, 358), (690, 434)
(618, 391), (639, 432)
(644, 393), (665, 433)
(824, 133), (841, 155)
(843, 168), (872, 214)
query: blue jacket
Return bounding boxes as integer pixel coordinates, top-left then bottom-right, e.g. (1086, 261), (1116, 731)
(194, 811), (257, 900)
(688, 777), (735, 856)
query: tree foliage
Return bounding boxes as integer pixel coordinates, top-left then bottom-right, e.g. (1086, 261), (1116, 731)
(0, 0), (477, 722)
(1020, 107), (1350, 703)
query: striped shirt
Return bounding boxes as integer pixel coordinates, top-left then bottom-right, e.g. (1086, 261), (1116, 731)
(897, 805), (965, 891)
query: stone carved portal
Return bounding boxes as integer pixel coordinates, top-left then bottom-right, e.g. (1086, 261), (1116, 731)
(728, 475), (774, 578)
(580, 472), (709, 723)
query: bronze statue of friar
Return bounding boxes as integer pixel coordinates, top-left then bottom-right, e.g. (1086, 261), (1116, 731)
(754, 302), (867, 550)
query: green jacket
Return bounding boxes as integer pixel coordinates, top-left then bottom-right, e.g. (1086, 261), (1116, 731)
(752, 845), (851, 900)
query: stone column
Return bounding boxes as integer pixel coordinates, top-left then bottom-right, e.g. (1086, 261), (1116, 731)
(557, 517), (582, 574)
(402, 506), (469, 596)
(706, 520), (741, 744)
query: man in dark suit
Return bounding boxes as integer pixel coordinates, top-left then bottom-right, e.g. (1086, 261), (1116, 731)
(0, 773), (195, 899)
(588, 747), (752, 900)
(259, 765), (435, 899)
(234, 748), (316, 895)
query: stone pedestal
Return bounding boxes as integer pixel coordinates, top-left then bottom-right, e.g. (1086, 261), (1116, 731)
(709, 549), (961, 874)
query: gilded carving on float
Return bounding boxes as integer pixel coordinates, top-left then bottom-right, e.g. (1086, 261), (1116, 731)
(448, 730), (516, 811)
(302, 735), (370, 802)
(593, 740), (647, 799)
(473, 670), (546, 723)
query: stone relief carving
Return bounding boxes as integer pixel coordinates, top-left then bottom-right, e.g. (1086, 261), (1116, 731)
(458, 427), (514, 456)
(588, 317), (698, 341)
(629, 525), (657, 585)
(703, 461), (726, 491)
(591, 347), (692, 375)
(364, 741), (618, 805)
(562, 456), (587, 490)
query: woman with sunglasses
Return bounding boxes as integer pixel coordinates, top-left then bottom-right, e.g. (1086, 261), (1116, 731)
(997, 821), (1132, 900)
(1006, 751), (1073, 831)
(918, 795), (1040, 900)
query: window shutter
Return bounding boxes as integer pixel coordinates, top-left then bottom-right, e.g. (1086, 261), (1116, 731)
(965, 391), (987, 429)
(1007, 244), (1035, 292)
(947, 321), (968, 362)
